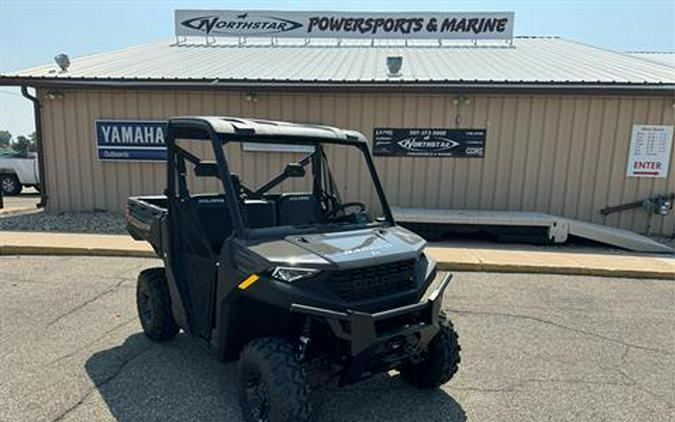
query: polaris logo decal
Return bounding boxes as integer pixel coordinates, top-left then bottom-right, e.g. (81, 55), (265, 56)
(374, 128), (486, 158)
(341, 243), (392, 256)
(179, 13), (303, 36)
(197, 197), (225, 204)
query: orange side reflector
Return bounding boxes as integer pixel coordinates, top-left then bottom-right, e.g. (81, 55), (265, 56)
(238, 274), (260, 290)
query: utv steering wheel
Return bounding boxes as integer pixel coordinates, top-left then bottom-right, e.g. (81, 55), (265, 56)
(325, 202), (366, 219)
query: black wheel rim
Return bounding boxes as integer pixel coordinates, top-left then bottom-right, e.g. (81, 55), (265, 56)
(245, 371), (269, 422)
(139, 290), (152, 324)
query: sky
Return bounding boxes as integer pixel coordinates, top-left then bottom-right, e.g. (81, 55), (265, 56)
(1, 0), (673, 137)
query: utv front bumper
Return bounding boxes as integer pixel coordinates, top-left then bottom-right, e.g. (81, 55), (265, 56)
(290, 272), (452, 358)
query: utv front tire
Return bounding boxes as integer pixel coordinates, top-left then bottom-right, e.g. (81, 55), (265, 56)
(238, 337), (312, 422)
(136, 268), (179, 341)
(400, 313), (461, 388)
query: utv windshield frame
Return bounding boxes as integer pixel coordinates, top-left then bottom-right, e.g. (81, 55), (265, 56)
(165, 117), (395, 240)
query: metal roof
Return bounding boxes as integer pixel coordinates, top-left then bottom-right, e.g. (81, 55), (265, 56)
(626, 52), (675, 68)
(2, 37), (674, 89)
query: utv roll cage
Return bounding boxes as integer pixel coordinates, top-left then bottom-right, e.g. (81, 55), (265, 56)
(166, 116), (395, 239)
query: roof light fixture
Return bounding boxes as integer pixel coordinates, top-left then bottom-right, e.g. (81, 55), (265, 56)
(54, 53), (70, 72)
(386, 56), (402, 77)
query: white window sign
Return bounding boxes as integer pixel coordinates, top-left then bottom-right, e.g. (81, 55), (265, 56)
(626, 125), (673, 178)
(243, 143), (314, 153)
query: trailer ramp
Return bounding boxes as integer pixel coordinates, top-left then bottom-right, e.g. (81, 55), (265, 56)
(392, 207), (673, 254)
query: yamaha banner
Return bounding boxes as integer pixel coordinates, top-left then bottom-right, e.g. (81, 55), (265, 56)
(373, 128), (486, 157)
(175, 10), (514, 40)
(96, 120), (167, 161)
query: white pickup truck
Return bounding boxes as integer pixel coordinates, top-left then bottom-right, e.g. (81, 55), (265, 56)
(0, 150), (40, 195)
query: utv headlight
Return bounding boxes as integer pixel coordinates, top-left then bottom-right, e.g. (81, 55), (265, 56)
(271, 267), (319, 283)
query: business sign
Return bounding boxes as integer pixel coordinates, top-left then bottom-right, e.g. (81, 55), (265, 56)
(373, 128), (486, 157)
(175, 10), (514, 40)
(626, 125), (673, 178)
(96, 120), (167, 161)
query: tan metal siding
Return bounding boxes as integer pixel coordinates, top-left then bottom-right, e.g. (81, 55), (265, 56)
(37, 89), (674, 235)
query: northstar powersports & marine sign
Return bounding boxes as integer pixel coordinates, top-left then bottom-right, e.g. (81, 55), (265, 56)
(175, 10), (514, 40)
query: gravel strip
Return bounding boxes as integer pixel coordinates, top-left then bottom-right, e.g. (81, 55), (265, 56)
(0, 210), (125, 234)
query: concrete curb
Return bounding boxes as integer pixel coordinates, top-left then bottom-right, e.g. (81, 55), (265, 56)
(2, 243), (672, 280)
(0, 245), (156, 258)
(436, 261), (674, 280)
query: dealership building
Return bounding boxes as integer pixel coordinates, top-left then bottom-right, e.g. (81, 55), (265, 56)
(1, 11), (674, 238)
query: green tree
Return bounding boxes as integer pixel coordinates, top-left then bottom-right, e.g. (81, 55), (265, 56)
(12, 135), (35, 155)
(0, 130), (11, 147)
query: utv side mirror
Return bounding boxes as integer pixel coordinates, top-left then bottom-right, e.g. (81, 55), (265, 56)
(194, 161), (220, 178)
(284, 163), (306, 178)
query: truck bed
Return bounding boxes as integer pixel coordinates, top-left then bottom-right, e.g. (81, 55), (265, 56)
(0, 155), (40, 186)
(126, 195), (167, 255)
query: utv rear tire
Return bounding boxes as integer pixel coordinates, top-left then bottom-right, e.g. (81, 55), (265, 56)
(136, 268), (179, 341)
(400, 313), (461, 389)
(238, 337), (312, 422)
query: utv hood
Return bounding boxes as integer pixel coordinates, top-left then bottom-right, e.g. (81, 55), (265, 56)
(249, 226), (426, 269)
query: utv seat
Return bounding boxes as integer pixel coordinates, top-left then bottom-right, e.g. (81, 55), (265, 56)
(276, 193), (323, 226)
(242, 199), (277, 229)
(191, 194), (280, 250)
(228, 174), (277, 228)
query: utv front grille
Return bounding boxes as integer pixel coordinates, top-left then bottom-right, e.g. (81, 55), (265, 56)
(324, 259), (417, 302)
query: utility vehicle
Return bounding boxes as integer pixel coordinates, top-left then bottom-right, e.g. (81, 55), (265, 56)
(126, 116), (461, 422)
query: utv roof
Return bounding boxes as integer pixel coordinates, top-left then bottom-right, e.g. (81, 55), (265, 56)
(169, 116), (368, 145)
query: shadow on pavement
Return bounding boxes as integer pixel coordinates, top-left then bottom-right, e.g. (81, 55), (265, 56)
(19, 191), (41, 197)
(86, 333), (466, 422)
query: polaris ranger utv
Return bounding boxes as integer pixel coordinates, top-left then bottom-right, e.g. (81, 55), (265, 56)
(126, 116), (460, 422)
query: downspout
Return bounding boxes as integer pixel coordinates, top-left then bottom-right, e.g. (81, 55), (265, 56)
(20, 86), (47, 208)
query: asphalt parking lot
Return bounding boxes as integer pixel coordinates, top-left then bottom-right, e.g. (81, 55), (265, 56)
(0, 256), (672, 422)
